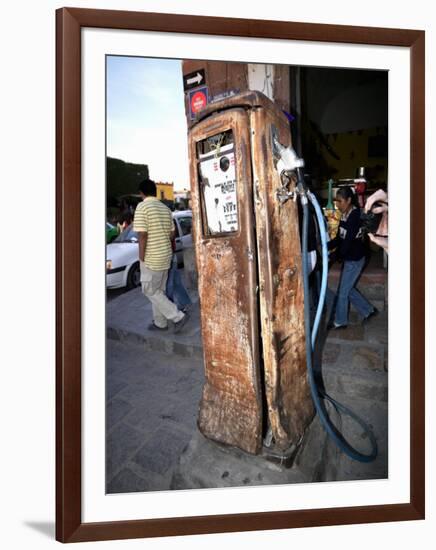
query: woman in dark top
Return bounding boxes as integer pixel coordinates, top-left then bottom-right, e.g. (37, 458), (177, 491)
(327, 187), (376, 329)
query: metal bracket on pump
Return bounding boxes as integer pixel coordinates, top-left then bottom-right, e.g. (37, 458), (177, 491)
(276, 171), (297, 205)
(272, 133), (305, 204)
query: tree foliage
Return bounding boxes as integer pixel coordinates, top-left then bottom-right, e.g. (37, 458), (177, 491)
(106, 157), (149, 205)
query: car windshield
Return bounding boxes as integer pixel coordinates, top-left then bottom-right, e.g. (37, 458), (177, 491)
(113, 224), (138, 243)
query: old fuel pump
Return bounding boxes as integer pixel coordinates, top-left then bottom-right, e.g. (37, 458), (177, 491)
(188, 91), (314, 458)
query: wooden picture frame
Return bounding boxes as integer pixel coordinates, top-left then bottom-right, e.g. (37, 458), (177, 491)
(56, 7), (425, 543)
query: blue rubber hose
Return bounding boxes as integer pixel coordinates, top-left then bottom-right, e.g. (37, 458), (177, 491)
(299, 179), (377, 463)
(307, 190), (328, 349)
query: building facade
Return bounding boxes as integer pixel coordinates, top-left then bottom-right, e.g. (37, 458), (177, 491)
(156, 181), (174, 202)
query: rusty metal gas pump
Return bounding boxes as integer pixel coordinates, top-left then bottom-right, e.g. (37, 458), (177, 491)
(188, 91), (314, 458)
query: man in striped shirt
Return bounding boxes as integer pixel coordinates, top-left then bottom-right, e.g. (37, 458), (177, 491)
(133, 179), (189, 332)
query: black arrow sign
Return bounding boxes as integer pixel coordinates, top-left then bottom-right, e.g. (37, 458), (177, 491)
(183, 69), (206, 91)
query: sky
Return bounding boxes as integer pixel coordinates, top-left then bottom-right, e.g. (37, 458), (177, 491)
(106, 56), (189, 191)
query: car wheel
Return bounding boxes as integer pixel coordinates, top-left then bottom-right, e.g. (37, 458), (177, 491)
(127, 262), (140, 289)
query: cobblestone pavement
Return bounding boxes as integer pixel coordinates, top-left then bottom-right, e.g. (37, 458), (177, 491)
(106, 266), (388, 492)
(106, 340), (204, 493)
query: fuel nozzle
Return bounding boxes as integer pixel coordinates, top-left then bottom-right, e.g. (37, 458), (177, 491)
(273, 138), (307, 202)
(274, 139), (304, 174)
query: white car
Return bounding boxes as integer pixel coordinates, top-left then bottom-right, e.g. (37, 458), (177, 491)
(106, 210), (193, 289)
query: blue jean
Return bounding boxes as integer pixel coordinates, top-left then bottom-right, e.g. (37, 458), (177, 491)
(328, 257), (374, 326)
(166, 255), (192, 310)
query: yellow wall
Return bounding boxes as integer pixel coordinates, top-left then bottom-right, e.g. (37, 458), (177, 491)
(156, 182), (174, 201)
(322, 128), (387, 185)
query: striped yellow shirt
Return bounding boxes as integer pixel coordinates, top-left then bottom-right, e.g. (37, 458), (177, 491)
(133, 197), (173, 271)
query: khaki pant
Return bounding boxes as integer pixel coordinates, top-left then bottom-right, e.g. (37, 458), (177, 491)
(140, 262), (184, 328)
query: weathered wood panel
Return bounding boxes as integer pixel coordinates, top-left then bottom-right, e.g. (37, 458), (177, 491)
(189, 91), (313, 455)
(188, 108), (263, 454)
(250, 97), (314, 451)
(273, 64), (291, 113)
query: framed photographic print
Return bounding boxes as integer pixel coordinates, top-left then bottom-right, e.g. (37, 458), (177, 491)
(56, 7), (425, 543)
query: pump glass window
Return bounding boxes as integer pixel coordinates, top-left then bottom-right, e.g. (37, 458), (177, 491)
(197, 130), (238, 235)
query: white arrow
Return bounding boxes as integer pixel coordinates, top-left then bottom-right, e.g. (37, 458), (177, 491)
(187, 72), (203, 86)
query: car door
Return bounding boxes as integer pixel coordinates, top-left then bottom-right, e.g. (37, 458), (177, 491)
(176, 214), (193, 250)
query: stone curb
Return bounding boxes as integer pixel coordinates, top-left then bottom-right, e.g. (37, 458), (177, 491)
(107, 326), (204, 359)
(107, 325), (386, 403)
(107, 322), (386, 372)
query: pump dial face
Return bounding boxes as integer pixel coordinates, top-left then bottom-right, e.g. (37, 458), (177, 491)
(220, 156), (230, 172)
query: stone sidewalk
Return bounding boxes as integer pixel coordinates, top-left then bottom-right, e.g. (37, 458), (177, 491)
(106, 267), (388, 492)
(106, 268), (387, 373)
(107, 285), (202, 359)
(106, 340), (204, 492)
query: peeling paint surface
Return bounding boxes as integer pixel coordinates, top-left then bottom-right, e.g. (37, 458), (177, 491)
(189, 108), (263, 455)
(189, 92), (313, 455)
(251, 103), (314, 451)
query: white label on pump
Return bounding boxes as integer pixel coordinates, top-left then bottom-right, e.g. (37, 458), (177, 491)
(199, 143), (238, 235)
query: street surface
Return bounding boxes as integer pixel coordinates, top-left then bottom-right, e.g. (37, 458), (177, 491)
(106, 265), (388, 491)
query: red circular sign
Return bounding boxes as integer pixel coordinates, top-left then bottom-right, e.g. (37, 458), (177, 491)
(191, 90), (207, 113)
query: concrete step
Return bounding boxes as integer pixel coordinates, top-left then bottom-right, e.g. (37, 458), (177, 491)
(171, 430), (309, 490)
(172, 381), (388, 489)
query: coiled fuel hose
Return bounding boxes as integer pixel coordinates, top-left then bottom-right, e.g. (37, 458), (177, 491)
(297, 170), (377, 463)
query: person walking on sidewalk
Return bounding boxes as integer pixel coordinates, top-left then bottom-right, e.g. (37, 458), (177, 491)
(327, 186), (377, 330)
(133, 179), (189, 333)
(166, 237), (192, 313)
